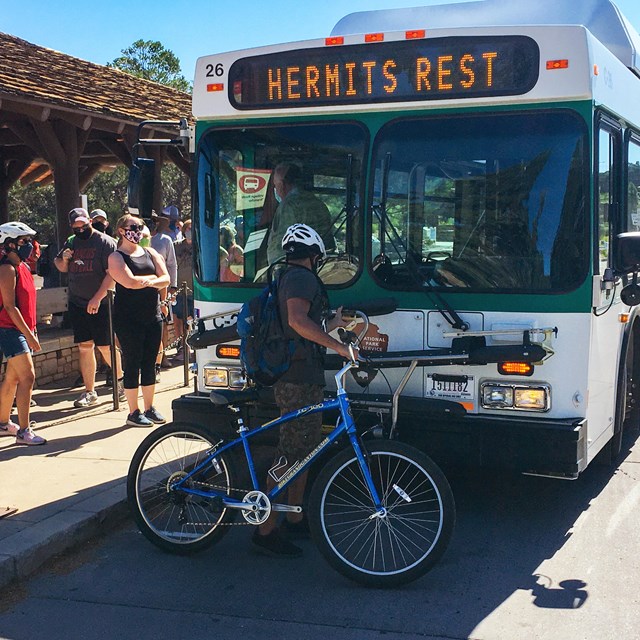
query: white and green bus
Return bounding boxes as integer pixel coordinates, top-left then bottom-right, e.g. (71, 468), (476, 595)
(133, 0), (640, 478)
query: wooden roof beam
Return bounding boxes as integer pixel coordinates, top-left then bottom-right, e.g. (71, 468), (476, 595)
(20, 163), (51, 186)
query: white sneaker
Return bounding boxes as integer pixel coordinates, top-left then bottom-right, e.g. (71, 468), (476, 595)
(0, 420), (20, 436)
(16, 424), (46, 446)
(74, 391), (98, 408)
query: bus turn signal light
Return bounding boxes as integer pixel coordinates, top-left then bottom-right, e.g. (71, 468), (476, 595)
(498, 362), (534, 376)
(546, 59), (569, 70)
(216, 345), (240, 359)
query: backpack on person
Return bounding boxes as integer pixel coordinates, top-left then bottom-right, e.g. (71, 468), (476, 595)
(237, 268), (295, 387)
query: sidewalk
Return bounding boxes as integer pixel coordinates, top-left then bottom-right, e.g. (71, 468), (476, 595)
(0, 362), (193, 589)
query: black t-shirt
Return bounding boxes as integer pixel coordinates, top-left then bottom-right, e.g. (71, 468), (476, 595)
(277, 264), (329, 386)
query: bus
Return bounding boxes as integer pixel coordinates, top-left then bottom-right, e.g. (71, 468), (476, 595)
(130, 0), (640, 479)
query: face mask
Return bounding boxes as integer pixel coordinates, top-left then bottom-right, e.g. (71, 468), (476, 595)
(17, 242), (33, 262)
(139, 236), (150, 248)
(124, 229), (143, 244)
(274, 187), (282, 204)
(92, 221), (107, 233)
(169, 221), (177, 231)
(73, 226), (92, 240)
(184, 229), (192, 242)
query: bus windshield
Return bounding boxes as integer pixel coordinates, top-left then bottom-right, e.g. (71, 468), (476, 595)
(370, 110), (589, 292)
(195, 122), (367, 286)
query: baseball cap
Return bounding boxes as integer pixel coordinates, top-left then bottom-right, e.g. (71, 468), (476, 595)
(90, 209), (108, 221)
(69, 208), (90, 225)
(163, 205), (180, 221)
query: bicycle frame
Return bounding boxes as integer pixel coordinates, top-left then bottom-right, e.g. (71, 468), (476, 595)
(172, 358), (385, 514)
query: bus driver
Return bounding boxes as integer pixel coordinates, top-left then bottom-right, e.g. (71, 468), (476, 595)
(266, 163), (336, 264)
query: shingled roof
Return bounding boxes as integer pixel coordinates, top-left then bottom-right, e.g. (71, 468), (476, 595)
(0, 31), (192, 123)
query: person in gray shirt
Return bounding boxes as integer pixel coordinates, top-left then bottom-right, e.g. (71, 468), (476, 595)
(54, 208), (124, 408)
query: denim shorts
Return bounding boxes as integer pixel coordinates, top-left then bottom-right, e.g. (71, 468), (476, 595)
(0, 327), (30, 359)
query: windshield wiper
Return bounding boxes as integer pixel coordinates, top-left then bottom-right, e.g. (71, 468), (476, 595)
(372, 152), (469, 332)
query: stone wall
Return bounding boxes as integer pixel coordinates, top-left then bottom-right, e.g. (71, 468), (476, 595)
(32, 333), (79, 388)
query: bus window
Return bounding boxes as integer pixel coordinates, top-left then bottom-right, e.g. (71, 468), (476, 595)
(627, 134), (640, 231)
(370, 111), (588, 292)
(195, 122), (366, 285)
(598, 127), (615, 273)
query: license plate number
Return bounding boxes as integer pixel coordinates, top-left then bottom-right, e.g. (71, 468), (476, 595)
(427, 375), (475, 400)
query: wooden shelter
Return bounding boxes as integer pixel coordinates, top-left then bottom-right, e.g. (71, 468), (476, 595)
(0, 32), (192, 245)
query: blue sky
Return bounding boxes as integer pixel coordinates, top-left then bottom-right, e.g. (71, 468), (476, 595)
(3, 0), (640, 82)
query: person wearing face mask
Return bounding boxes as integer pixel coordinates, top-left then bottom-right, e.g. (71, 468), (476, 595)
(266, 162), (336, 265)
(171, 219), (193, 362)
(54, 208), (124, 409)
(0, 221), (46, 445)
(108, 214), (170, 427)
(162, 205), (183, 242)
(90, 209), (112, 237)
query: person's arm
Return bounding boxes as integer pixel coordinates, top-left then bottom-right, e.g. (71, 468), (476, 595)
(86, 273), (115, 314)
(0, 265), (40, 352)
(164, 238), (178, 289)
(108, 252), (154, 289)
(53, 244), (73, 273)
(147, 247), (171, 289)
(287, 298), (351, 360)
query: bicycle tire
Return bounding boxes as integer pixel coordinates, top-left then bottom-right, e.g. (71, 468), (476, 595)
(127, 422), (237, 555)
(308, 440), (455, 587)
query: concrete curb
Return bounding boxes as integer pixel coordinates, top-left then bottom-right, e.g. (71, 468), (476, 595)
(0, 487), (129, 589)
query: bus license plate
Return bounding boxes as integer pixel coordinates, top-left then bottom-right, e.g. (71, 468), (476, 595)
(427, 374), (475, 400)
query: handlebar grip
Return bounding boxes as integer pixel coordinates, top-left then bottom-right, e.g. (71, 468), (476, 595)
(342, 297), (398, 318)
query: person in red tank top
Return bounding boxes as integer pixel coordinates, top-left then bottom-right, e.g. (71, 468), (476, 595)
(0, 221), (46, 445)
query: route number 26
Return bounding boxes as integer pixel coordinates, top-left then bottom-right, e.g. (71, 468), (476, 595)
(206, 63), (224, 77)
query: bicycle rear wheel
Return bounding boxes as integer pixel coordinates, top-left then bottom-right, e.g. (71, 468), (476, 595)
(309, 440), (455, 587)
(127, 422), (237, 554)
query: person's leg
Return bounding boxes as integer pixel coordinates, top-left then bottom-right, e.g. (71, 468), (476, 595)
(96, 345), (122, 381)
(93, 305), (123, 380)
(115, 323), (144, 415)
(77, 340), (97, 392)
(141, 322), (164, 420)
(11, 353), (36, 428)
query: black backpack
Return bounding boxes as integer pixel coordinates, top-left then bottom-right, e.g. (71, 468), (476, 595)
(237, 267), (295, 386)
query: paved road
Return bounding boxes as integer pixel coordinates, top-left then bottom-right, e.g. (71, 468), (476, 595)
(1, 432), (640, 640)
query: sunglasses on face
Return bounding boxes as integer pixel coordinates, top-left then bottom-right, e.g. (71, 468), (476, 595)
(73, 224), (90, 232)
(124, 224), (144, 232)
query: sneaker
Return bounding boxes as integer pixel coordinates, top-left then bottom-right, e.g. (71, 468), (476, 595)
(251, 528), (303, 558)
(16, 424), (46, 446)
(126, 410), (154, 427)
(144, 406), (166, 424)
(0, 420), (20, 436)
(74, 391), (98, 408)
(117, 380), (126, 402)
(280, 515), (310, 540)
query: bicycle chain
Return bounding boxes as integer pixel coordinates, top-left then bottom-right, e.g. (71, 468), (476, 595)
(177, 478), (258, 527)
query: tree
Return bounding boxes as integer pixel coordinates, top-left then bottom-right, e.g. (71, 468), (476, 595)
(109, 40), (191, 92)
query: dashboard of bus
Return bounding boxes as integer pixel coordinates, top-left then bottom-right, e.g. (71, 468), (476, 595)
(194, 109), (589, 294)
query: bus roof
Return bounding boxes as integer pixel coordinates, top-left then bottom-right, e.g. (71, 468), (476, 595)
(332, 0), (640, 77)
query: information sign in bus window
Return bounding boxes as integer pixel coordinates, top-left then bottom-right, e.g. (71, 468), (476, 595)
(229, 36), (539, 109)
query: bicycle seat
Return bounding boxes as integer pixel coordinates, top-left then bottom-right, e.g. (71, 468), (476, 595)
(209, 388), (273, 406)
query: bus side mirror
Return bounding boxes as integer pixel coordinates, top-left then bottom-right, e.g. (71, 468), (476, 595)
(127, 158), (155, 218)
(614, 232), (640, 306)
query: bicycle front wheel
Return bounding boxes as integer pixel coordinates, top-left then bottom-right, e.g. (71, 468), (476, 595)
(309, 441), (455, 587)
(127, 422), (237, 555)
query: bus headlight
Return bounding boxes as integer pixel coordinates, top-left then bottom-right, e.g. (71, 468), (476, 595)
(203, 366), (245, 389)
(481, 382), (550, 412)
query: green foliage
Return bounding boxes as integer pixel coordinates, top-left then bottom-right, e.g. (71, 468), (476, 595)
(108, 39), (191, 92)
(8, 182), (57, 244)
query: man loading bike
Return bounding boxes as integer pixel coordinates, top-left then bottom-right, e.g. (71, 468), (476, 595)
(252, 223), (353, 558)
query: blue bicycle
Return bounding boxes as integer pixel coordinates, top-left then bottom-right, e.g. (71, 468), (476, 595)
(127, 308), (456, 587)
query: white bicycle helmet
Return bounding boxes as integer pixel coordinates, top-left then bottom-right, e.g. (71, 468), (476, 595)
(281, 223), (326, 258)
(0, 221), (37, 245)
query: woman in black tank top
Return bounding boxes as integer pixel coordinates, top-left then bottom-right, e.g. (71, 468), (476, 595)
(108, 215), (171, 427)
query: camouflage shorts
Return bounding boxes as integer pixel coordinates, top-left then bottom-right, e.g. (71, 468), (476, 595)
(273, 381), (324, 460)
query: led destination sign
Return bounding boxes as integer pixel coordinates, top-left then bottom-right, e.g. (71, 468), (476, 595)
(229, 36), (539, 109)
